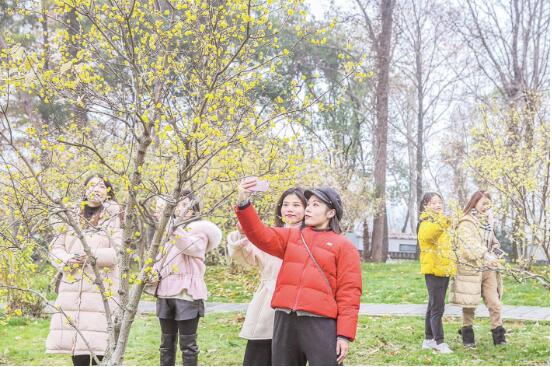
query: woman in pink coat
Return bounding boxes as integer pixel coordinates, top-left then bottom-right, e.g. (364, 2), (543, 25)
(46, 175), (123, 366)
(151, 190), (222, 366)
(228, 187), (306, 365)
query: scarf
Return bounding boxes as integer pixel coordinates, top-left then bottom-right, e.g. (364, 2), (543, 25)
(470, 208), (494, 250)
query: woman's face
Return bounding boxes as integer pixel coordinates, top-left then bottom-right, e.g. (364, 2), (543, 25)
(85, 177), (108, 207)
(475, 196), (492, 214)
(174, 197), (194, 221)
(425, 195), (443, 213)
(304, 196), (335, 229)
(280, 193), (306, 226)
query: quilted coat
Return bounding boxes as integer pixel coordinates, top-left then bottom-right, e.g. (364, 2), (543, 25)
(449, 214), (503, 307)
(418, 212), (456, 277)
(46, 201), (122, 355)
(153, 220), (222, 299)
(235, 204), (362, 341)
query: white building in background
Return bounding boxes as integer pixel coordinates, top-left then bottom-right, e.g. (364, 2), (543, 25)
(345, 231), (418, 260)
(387, 232), (418, 259)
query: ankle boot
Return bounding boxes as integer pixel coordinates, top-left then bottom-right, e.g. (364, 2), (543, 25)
(458, 326), (476, 347)
(492, 326), (507, 345)
(159, 333), (177, 366)
(179, 333), (199, 366)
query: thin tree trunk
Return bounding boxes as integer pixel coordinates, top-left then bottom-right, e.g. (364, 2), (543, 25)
(64, 6), (88, 127)
(401, 206), (410, 233)
(362, 219), (371, 262)
(406, 98), (417, 234)
(415, 54), (424, 213)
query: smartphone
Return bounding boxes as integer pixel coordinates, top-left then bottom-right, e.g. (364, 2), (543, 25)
(250, 177), (269, 192)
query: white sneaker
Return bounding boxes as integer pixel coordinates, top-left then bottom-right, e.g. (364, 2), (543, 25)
(422, 339), (436, 349)
(432, 342), (453, 354)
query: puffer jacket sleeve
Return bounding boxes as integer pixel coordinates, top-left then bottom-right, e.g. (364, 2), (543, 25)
(172, 227), (209, 259)
(94, 226), (123, 267)
(418, 221), (444, 246)
(456, 220), (486, 263)
(227, 230), (261, 268)
(235, 204), (291, 259)
(93, 248), (118, 267)
(335, 242), (362, 341)
(49, 233), (73, 270)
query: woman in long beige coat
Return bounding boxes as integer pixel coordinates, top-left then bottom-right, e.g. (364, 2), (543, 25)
(449, 190), (506, 348)
(227, 187), (306, 366)
(46, 175), (123, 366)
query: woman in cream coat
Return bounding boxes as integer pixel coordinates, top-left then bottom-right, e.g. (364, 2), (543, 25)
(450, 190), (506, 348)
(46, 175), (122, 366)
(227, 187), (306, 366)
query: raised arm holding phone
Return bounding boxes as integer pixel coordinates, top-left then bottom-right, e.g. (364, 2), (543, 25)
(235, 177), (362, 366)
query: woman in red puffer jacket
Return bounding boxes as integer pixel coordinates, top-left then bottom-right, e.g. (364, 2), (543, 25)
(235, 178), (362, 366)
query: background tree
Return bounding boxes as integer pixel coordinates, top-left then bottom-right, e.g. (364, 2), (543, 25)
(450, 0), (549, 264)
(353, 0), (396, 262)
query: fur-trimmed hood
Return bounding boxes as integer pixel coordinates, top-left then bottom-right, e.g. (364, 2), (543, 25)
(186, 220), (222, 252)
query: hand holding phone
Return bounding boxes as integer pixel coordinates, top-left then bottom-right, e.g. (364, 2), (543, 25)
(238, 176), (269, 203)
(250, 178), (269, 192)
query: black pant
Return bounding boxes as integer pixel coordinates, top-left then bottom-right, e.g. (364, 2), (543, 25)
(159, 316), (200, 335)
(424, 274), (450, 344)
(272, 311), (338, 366)
(243, 339), (272, 366)
(71, 355), (103, 366)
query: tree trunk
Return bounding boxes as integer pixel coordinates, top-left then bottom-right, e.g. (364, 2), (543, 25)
(415, 54), (424, 214)
(406, 92), (417, 234)
(362, 219), (371, 261)
(370, 0), (395, 263)
(64, 6), (89, 127)
(383, 207), (389, 261)
(401, 206), (410, 233)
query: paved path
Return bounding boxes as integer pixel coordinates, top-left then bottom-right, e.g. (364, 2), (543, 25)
(137, 301), (549, 321)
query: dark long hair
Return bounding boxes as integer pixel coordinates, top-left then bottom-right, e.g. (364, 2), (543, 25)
(178, 189), (202, 220)
(416, 192), (443, 235)
(82, 174), (116, 220)
(463, 190), (492, 216)
(274, 187), (306, 227)
(328, 198), (343, 234)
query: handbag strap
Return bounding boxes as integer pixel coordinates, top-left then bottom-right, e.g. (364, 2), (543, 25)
(300, 231), (334, 296)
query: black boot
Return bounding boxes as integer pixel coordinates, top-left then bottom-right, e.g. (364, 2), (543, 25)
(160, 333), (177, 366)
(179, 333), (199, 366)
(492, 326), (507, 345)
(458, 326), (476, 347)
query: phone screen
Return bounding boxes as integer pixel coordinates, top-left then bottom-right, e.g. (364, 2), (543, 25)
(251, 179), (269, 192)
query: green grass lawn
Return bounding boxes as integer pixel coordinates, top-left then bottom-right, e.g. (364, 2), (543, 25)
(25, 261), (550, 307)
(360, 262), (550, 306)
(202, 261), (549, 306)
(0, 313), (549, 365)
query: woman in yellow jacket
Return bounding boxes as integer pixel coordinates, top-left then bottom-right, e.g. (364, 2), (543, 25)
(417, 192), (456, 354)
